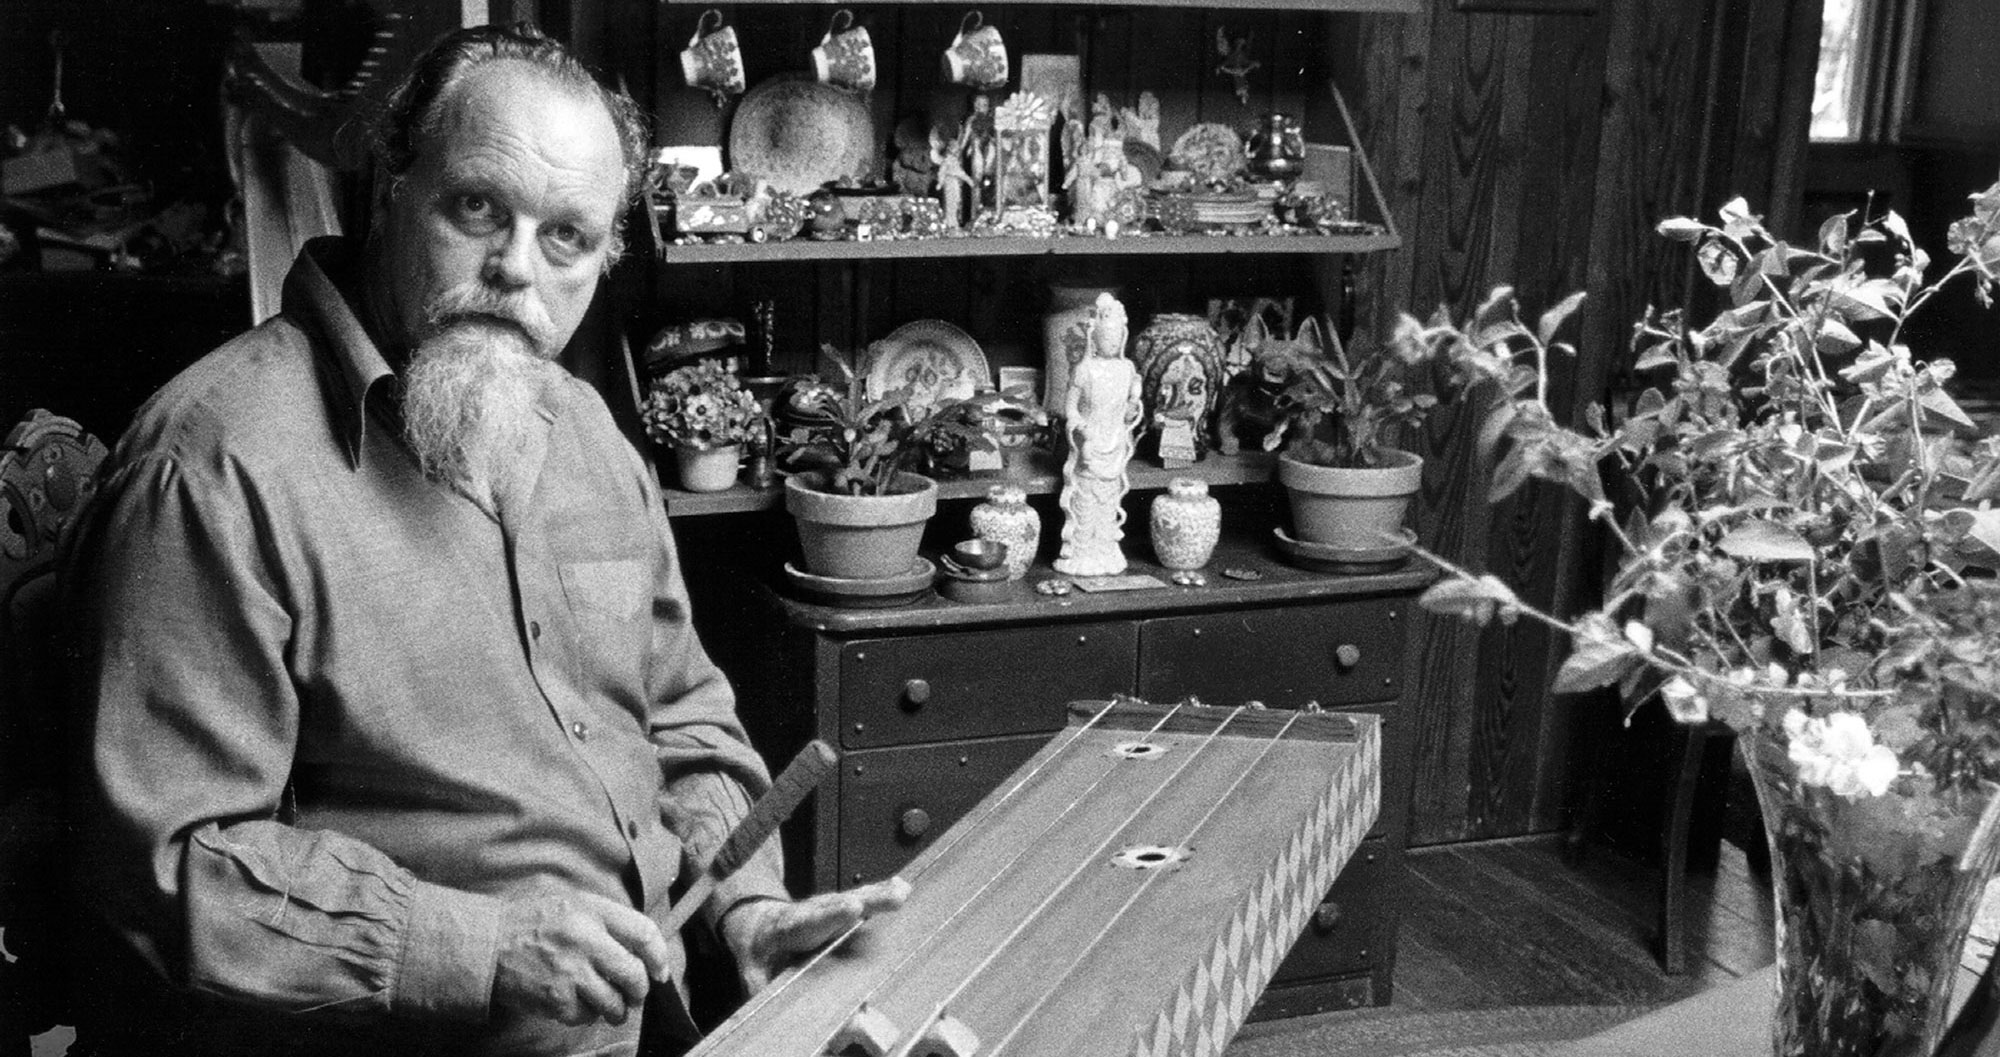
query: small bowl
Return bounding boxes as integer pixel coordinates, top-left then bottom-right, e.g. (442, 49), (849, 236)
(950, 539), (1009, 572)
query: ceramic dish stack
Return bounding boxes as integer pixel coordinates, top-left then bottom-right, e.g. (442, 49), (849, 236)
(936, 539), (1012, 603)
(783, 557), (936, 608)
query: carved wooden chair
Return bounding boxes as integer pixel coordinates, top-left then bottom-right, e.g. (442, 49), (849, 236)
(0, 410), (106, 1055)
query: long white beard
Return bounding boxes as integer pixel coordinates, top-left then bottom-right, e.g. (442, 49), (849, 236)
(400, 322), (565, 510)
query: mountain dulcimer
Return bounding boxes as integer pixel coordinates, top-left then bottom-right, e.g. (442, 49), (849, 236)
(691, 697), (1381, 1057)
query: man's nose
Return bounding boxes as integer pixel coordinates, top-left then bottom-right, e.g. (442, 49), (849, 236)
(482, 225), (536, 289)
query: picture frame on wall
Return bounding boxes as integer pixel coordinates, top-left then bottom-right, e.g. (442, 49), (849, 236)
(1454, 0), (1598, 12)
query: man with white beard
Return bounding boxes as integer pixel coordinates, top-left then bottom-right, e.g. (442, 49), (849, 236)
(59, 23), (900, 1057)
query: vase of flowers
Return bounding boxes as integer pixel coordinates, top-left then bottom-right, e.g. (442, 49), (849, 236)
(1412, 185), (2000, 1057)
(642, 361), (767, 493)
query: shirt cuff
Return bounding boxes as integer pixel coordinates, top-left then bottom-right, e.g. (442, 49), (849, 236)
(704, 842), (792, 934)
(392, 880), (505, 1022)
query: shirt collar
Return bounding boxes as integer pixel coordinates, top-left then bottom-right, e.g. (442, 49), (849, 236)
(281, 236), (396, 470)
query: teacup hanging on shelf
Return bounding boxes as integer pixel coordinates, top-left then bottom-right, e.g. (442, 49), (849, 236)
(681, 9), (746, 107)
(812, 9), (876, 93)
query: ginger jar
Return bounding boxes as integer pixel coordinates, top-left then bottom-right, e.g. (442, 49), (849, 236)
(969, 484), (1040, 580)
(1149, 477), (1221, 570)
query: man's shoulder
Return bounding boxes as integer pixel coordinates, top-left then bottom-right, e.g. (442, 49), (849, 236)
(116, 315), (334, 473)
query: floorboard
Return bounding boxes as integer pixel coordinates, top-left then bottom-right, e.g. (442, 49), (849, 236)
(1378, 834), (1769, 1015)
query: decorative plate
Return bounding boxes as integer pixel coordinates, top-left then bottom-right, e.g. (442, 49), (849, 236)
(1167, 122), (1248, 186)
(728, 74), (877, 196)
(864, 320), (993, 416)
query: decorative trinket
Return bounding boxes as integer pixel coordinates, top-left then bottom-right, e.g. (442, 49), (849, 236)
(1034, 578), (1074, 596)
(1133, 314), (1225, 466)
(969, 484), (1041, 580)
(1054, 293), (1142, 578)
(1149, 478), (1222, 570)
(1221, 567), (1262, 581)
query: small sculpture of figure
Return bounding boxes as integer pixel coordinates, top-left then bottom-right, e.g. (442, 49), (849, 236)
(1068, 130), (1141, 229)
(890, 114), (937, 196)
(963, 93), (999, 213)
(1215, 28), (1260, 107)
(1119, 91), (1162, 151)
(930, 123), (974, 230)
(1056, 293), (1144, 577)
(1088, 92), (1116, 142)
(1058, 87), (1087, 196)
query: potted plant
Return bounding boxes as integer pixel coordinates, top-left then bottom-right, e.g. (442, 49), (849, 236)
(1261, 315), (1453, 550)
(1415, 187), (2000, 1057)
(641, 361), (767, 493)
(779, 344), (966, 579)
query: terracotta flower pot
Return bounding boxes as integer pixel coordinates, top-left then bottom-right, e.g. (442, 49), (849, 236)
(675, 443), (742, 493)
(1277, 449), (1422, 550)
(784, 470), (939, 579)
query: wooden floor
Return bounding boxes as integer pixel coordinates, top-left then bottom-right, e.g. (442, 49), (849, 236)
(1387, 833), (1774, 1013)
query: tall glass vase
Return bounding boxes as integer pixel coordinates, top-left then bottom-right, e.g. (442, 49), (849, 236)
(1743, 730), (2000, 1057)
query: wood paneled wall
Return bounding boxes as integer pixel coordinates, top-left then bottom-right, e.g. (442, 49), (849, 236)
(1350, 0), (1818, 845)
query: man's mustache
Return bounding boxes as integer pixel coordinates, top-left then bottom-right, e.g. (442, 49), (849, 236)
(420, 288), (559, 356)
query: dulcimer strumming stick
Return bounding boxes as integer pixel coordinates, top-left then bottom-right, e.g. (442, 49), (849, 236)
(659, 739), (839, 936)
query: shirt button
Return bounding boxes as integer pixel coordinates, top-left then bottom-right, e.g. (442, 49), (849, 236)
(570, 720), (589, 741)
(529, 620), (542, 640)
(626, 819), (641, 839)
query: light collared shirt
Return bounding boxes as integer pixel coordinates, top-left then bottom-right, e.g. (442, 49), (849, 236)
(63, 237), (786, 1056)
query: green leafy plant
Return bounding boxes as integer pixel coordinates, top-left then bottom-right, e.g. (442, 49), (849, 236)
(1266, 314), (1459, 469)
(641, 361), (767, 450)
(778, 344), (992, 496)
(1416, 186), (2000, 794)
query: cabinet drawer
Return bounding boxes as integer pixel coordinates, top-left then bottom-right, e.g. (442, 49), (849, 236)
(837, 735), (1049, 886)
(1270, 838), (1393, 983)
(839, 623), (1137, 749)
(1136, 598), (1406, 709)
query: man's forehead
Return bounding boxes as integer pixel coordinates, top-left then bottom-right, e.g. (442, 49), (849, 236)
(426, 60), (625, 198)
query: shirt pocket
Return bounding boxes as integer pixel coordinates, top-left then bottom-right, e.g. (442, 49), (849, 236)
(558, 559), (649, 622)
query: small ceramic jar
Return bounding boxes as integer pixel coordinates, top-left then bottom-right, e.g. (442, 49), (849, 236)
(1149, 477), (1221, 569)
(969, 484), (1040, 580)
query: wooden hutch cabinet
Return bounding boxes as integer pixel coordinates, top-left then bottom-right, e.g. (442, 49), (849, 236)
(637, 0), (1424, 1022)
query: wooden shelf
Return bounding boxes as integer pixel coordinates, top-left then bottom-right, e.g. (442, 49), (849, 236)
(662, 0), (1418, 9)
(656, 229), (1397, 265)
(663, 449), (1277, 517)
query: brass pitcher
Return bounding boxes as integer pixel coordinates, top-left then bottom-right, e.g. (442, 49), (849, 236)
(1245, 113), (1306, 181)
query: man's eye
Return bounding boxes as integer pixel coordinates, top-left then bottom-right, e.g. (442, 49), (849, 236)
(459, 194), (492, 216)
(548, 223), (583, 248)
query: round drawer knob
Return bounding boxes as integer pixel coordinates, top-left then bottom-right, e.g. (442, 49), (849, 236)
(903, 679), (932, 708)
(1313, 902), (1342, 933)
(900, 808), (932, 839)
(1335, 643), (1362, 669)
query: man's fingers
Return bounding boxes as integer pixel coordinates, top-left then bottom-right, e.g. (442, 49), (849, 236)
(572, 974), (633, 1026)
(582, 892), (675, 983)
(852, 875), (911, 916)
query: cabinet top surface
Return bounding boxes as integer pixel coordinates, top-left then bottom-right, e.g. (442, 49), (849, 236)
(662, 0), (1418, 8)
(759, 534), (1434, 634)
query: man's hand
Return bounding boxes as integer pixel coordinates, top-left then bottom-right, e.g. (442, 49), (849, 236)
(493, 890), (674, 1026)
(719, 877), (911, 994)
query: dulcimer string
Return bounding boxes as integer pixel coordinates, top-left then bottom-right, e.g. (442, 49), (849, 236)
(828, 701), (1198, 1033)
(888, 706), (1257, 1057)
(698, 699), (1131, 1049)
(980, 709), (1311, 1057)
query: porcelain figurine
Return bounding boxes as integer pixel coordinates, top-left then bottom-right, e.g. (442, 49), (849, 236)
(1056, 293), (1143, 577)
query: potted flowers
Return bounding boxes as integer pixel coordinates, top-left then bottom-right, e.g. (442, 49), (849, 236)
(641, 361), (767, 493)
(778, 344), (984, 579)
(1416, 187), (2000, 1057)
(1261, 315), (1452, 550)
